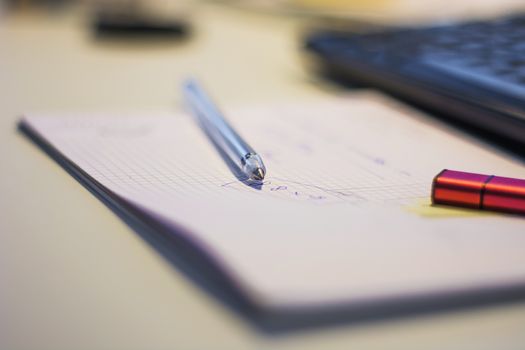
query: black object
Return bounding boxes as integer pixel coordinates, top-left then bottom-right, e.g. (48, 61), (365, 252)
(305, 15), (525, 150)
(93, 12), (190, 39)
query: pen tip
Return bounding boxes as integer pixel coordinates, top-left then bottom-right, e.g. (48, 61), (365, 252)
(251, 168), (265, 181)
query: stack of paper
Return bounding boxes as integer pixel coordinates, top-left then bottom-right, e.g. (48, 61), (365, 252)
(19, 92), (525, 329)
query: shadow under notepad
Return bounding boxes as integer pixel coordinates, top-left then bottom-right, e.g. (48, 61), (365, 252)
(18, 120), (525, 334)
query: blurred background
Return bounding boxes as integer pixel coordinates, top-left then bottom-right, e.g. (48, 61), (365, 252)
(3, 0), (525, 113)
(2, 1), (525, 349)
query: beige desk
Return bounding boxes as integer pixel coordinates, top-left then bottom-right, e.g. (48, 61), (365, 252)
(1, 3), (525, 349)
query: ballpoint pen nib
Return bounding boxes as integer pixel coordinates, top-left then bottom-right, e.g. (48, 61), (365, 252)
(251, 168), (265, 181)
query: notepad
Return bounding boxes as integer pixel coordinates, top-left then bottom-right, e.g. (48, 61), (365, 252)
(19, 92), (525, 328)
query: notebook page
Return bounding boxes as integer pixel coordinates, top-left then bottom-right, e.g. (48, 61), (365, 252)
(23, 92), (525, 308)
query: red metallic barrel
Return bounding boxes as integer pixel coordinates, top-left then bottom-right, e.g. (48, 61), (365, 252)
(432, 169), (525, 214)
(484, 175), (525, 214)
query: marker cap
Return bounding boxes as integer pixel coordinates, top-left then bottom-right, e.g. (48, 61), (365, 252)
(432, 169), (525, 214)
(484, 175), (525, 214)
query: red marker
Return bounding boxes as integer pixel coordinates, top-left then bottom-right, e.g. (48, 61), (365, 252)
(432, 169), (525, 215)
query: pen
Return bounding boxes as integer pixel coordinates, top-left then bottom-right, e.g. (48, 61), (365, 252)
(432, 169), (525, 214)
(182, 79), (266, 182)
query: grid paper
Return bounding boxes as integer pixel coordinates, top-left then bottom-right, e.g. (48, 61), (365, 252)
(24, 96), (446, 210)
(22, 93), (525, 308)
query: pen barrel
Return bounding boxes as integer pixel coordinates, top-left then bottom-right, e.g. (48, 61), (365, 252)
(183, 79), (265, 180)
(185, 92), (253, 160)
(432, 169), (525, 214)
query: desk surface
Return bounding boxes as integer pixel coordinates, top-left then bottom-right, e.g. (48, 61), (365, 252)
(2, 3), (525, 349)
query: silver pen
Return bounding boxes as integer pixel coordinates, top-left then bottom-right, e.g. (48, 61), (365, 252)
(182, 79), (266, 182)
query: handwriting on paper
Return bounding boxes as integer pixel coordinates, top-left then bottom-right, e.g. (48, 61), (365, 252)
(221, 178), (428, 205)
